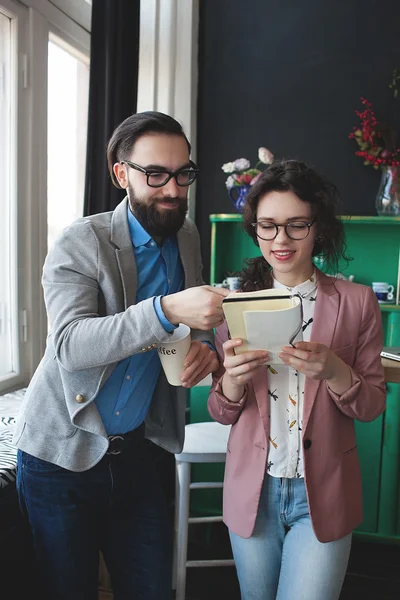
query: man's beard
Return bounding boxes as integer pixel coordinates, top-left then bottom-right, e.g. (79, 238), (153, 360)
(127, 183), (188, 239)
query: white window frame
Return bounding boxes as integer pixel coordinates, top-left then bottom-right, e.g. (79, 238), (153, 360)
(24, 0), (91, 34)
(0, 0), (90, 393)
(0, 0), (29, 393)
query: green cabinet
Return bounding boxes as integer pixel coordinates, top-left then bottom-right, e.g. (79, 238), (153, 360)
(190, 214), (400, 541)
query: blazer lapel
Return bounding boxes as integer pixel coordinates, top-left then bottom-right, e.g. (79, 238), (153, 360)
(111, 198), (138, 309)
(302, 271), (340, 433)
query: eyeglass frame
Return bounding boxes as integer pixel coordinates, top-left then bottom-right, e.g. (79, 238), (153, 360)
(120, 159), (199, 188)
(251, 220), (316, 241)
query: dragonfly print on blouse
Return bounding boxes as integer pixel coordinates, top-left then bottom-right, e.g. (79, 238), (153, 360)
(302, 317), (313, 332)
(268, 388), (278, 402)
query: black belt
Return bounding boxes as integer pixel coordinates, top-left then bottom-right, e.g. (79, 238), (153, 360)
(106, 423), (145, 455)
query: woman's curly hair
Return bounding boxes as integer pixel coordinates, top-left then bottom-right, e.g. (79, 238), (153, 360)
(238, 159), (351, 292)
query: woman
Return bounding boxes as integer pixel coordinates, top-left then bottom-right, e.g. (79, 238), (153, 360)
(208, 159), (386, 600)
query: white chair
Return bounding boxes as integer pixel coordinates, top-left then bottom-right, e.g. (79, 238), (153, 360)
(172, 421), (235, 600)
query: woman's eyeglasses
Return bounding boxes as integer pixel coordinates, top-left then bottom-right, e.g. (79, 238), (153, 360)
(251, 220), (315, 241)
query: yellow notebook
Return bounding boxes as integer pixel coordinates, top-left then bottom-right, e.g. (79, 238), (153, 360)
(222, 289), (303, 364)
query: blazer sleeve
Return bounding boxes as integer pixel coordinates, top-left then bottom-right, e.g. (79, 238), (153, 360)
(42, 219), (214, 372)
(327, 285), (386, 422)
(207, 321), (248, 425)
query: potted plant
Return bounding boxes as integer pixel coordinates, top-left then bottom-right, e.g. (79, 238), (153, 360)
(221, 147), (274, 212)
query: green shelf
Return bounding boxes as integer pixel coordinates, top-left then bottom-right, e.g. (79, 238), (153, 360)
(210, 213), (400, 225)
(380, 305), (400, 312)
(209, 213), (400, 290)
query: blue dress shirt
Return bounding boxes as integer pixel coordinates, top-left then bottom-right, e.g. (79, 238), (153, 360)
(94, 208), (183, 434)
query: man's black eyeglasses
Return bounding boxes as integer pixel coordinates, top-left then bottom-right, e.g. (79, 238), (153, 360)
(251, 220), (315, 241)
(121, 160), (199, 188)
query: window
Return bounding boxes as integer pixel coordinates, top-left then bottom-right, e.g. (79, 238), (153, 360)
(0, 1), (28, 390)
(0, 10), (13, 379)
(0, 0), (90, 394)
(47, 36), (89, 250)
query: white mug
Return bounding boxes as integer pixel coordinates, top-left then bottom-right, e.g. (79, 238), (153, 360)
(372, 282), (394, 302)
(222, 276), (241, 291)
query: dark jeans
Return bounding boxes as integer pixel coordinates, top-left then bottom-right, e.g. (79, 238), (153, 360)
(16, 437), (173, 600)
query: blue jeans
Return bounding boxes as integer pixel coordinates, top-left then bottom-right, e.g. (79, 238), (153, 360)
(229, 475), (352, 600)
(17, 437), (172, 600)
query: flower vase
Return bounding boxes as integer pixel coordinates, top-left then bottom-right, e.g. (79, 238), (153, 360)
(228, 185), (251, 213)
(375, 166), (400, 216)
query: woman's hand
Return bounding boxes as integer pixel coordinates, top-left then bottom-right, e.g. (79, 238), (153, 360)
(221, 339), (270, 402)
(279, 341), (352, 395)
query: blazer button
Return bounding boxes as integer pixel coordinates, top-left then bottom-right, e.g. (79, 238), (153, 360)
(304, 439), (312, 450)
(75, 394), (85, 403)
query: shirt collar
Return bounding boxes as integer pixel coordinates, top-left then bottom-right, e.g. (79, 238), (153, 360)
(273, 269), (317, 296)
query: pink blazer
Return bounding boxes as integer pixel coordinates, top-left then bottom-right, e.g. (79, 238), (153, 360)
(208, 272), (386, 543)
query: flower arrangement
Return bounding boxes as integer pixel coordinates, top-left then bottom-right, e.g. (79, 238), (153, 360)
(222, 147), (274, 189)
(349, 68), (400, 169)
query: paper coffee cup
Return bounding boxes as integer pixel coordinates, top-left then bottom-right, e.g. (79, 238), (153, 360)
(157, 324), (191, 386)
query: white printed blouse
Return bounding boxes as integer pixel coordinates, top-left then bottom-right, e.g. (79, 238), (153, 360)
(267, 271), (318, 479)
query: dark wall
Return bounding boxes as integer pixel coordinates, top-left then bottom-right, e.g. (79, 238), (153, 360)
(195, 0), (400, 282)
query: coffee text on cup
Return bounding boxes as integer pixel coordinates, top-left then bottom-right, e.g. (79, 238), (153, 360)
(158, 347), (177, 355)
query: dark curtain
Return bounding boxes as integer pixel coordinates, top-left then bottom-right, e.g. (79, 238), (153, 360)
(84, 0), (140, 216)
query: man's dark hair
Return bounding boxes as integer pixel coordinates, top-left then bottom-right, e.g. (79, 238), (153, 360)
(239, 159), (351, 291)
(107, 111), (191, 187)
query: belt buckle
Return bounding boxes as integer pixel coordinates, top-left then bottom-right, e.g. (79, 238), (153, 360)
(107, 434), (124, 455)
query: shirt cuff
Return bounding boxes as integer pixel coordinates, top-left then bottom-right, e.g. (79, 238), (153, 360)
(154, 296), (178, 333)
(213, 374), (248, 409)
(325, 367), (360, 404)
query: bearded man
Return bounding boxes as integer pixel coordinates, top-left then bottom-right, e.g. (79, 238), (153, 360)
(14, 112), (229, 600)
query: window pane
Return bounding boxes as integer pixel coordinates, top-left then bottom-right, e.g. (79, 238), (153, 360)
(0, 10), (15, 378)
(47, 39), (89, 251)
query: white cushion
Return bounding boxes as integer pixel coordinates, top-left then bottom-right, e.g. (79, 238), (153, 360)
(178, 421), (231, 456)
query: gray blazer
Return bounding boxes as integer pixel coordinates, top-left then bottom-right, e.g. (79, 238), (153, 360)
(13, 198), (213, 471)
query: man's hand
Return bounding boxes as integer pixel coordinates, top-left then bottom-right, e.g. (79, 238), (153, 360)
(179, 341), (221, 388)
(161, 285), (231, 330)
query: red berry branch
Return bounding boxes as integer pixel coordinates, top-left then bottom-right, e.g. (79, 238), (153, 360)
(349, 71), (400, 169)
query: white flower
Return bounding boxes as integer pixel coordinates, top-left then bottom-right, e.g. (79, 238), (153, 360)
(225, 175), (237, 189)
(258, 147), (274, 164)
(221, 162), (236, 173)
(234, 158), (251, 171)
